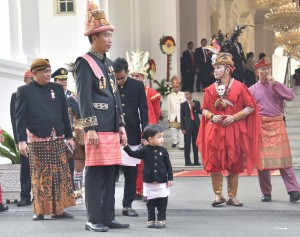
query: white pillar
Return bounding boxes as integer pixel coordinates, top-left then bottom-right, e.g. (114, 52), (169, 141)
(20, 0), (40, 64)
(196, 0), (211, 47)
(9, 0), (27, 63)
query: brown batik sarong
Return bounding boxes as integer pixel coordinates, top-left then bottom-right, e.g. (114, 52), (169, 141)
(260, 116), (293, 170)
(28, 139), (75, 215)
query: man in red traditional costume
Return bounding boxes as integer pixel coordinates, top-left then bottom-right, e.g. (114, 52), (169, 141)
(127, 50), (161, 199)
(196, 53), (261, 207)
(249, 57), (300, 202)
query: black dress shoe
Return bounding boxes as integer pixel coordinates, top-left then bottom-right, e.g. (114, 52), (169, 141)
(85, 222), (108, 232)
(171, 143), (177, 148)
(261, 194), (272, 202)
(103, 220), (129, 228)
(122, 207), (138, 217)
(194, 162), (201, 166)
(0, 204), (9, 212)
(289, 191), (300, 202)
(17, 199), (32, 207)
(185, 163), (193, 166)
(32, 214), (44, 220)
(51, 212), (74, 219)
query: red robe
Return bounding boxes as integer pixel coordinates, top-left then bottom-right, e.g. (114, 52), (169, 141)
(145, 86), (161, 124)
(196, 80), (261, 174)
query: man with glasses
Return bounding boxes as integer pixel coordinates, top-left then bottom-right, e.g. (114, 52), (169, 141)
(113, 57), (148, 217)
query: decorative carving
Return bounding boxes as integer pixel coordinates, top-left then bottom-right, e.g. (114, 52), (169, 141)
(0, 164), (21, 202)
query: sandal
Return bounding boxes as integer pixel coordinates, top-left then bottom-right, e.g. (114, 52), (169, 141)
(212, 195), (226, 207)
(226, 197), (243, 207)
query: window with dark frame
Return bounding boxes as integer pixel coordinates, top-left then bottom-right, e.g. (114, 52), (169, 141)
(58, 0), (75, 14)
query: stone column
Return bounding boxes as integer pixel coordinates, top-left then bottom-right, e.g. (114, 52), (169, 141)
(20, 0), (40, 64)
(9, 0), (27, 63)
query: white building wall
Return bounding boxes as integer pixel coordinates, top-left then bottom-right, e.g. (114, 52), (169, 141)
(0, 60), (27, 136)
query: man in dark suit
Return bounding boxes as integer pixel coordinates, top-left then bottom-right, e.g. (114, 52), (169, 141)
(180, 90), (201, 166)
(15, 58), (76, 220)
(181, 41), (195, 91)
(113, 57), (148, 217)
(230, 38), (246, 83)
(195, 38), (214, 91)
(10, 70), (33, 207)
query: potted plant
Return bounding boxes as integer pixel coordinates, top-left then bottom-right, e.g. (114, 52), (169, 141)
(0, 128), (21, 203)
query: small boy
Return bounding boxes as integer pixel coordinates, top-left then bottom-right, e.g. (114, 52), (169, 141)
(124, 124), (173, 228)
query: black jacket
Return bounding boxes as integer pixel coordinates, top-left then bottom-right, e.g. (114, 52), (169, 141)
(10, 92), (18, 143)
(180, 100), (201, 131)
(124, 145), (173, 183)
(181, 50), (195, 74)
(118, 77), (148, 145)
(15, 81), (73, 142)
(75, 52), (123, 132)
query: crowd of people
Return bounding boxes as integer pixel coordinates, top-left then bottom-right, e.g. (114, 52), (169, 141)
(181, 38), (261, 92)
(1, 0), (300, 233)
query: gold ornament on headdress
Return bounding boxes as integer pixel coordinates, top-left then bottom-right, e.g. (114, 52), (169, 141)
(126, 49), (150, 76)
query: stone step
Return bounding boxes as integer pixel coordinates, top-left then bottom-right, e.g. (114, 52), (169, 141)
(285, 114), (300, 121)
(286, 120), (300, 127)
(287, 127), (300, 134)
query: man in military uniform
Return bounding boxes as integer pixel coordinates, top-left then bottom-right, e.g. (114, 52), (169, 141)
(75, 0), (129, 232)
(52, 68), (73, 98)
(52, 67), (75, 188)
(113, 57), (148, 217)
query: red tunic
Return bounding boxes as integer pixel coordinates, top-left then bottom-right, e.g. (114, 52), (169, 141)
(145, 86), (161, 124)
(196, 80), (261, 174)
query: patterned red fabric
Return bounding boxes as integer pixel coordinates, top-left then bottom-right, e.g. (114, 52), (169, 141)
(260, 116), (292, 170)
(145, 86), (161, 124)
(85, 132), (121, 166)
(196, 80), (261, 174)
(136, 160), (144, 195)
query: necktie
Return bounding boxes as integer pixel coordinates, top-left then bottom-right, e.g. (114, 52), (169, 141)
(203, 48), (207, 63)
(190, 51), (194, 66)
(189, 103), (194, 121)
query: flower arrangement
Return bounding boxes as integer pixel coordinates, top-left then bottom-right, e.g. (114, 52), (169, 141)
(147, 58), (156, 81)
(153, 79), (172, 98)
(159, 35), (176, 81)
(159, 36), (176, 55)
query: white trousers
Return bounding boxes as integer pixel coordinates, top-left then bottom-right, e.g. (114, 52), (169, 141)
(170, 127), (184, 148)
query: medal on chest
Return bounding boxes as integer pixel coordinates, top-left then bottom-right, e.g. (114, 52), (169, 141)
(108, 66), (117, 94)
(99, 76), (107, 90)
(51, 89), (55, 99)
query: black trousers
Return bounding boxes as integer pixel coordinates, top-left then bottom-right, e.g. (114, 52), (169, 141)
(146, 197), (168, 221)
(20, 154), (31, 201)
(182, 72), (195, 92)
(122, 165), (137, 208)
(184, 122), (199, 165)
(69, 159), (75, 191)
(85, 165), (116, 223)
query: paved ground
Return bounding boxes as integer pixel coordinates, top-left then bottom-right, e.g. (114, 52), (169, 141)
(1, 170), (300, 237)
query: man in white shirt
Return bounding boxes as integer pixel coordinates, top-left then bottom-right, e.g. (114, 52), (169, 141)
(167, 76), (185, 149)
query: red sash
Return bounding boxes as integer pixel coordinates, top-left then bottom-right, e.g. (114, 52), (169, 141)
(85, 132), (121, 166)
